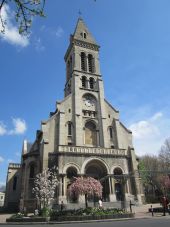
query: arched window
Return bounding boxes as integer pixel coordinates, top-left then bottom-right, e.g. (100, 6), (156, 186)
(88, 54), (94, 73)
(67, 167), (78, 202)
(81, 52), (86, 71)
(82, 76), (87, 88)
(114, 168), (123, 201)
(29, 164), (35, 178)
(13, 176), (17, 191)
(66, 167), (78, 179)
(85, 121), (97, 146)
(84, 32), (87, 39)
(109, 127), (113, 139)
(89, 77), (94, 89)
(114, 168), (123, 176)
(68, 122), (72, 136)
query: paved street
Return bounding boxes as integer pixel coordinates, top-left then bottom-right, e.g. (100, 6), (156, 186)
(0, 218), (170, 227)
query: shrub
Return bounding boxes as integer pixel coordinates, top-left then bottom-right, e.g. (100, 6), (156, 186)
(10, 213), (24, 219)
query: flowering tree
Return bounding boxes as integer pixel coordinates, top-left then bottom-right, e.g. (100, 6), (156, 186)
(68, 177), (103, 208)
(33, 168), (58, 210)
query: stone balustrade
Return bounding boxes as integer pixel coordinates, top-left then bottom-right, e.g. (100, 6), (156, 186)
(58, 145), (127, 156)
(8, 163), (21, 169)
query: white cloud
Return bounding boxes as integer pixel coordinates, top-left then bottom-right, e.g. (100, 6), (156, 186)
(150, 112), (163, 121)
(55, 27), (64, 38)
(9, 118), (27, 135)
(0, 156), (4, 163)
(0, 118), (27, 136)
(0, 5), (29, 47)
(129, 112), (170, 156)
(0, 122), (7, 135)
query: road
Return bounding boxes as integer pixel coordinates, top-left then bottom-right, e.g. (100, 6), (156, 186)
(1, 217), (170, 227)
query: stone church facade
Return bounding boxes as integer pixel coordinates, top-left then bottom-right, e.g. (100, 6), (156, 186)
(5, 18), (144, 212)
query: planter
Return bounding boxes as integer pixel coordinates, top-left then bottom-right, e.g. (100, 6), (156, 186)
(6, 216), (50, 223)
(52, 213), (134, 221)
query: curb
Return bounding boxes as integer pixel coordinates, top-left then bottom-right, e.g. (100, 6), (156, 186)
(0, 217), (165, 225)
(1, 214), (170, 225)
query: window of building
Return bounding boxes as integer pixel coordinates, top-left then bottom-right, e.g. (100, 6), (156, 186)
(114, 168), (123, 176)
(67, 167), (78, 179)
(68, 122), (72, 136)
(81, 52), (86, 71)
(88, 54), (94, 73)
(85, 121), (97, 146)
(84, 32), (87, 39)
(109, 127), (113, 139)
(89, 77), (94, 89)
(13, 176), (17, 191)
(82, 76), (87, 88)
(29, 164), (35, 178)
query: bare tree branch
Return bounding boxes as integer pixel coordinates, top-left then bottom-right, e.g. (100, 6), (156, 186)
(0, 0), (46, 35)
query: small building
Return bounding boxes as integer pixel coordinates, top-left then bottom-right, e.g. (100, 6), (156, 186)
(5, 18), (144, 212)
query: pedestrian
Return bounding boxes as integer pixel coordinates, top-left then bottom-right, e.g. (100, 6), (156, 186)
(129, 200), (132, 213)
(150, 205), (154, 217)
(98, 198), (103, 209)
(34, 209), (39, 216)
(161, 196), (169, 216)
(61, 201), (64, 212)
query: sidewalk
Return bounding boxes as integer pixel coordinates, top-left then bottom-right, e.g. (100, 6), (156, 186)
(133, 203), (170, 218)
(0, 214), (12, 223)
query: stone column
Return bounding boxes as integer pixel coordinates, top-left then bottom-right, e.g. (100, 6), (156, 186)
(109, 177), (117, 202)
(58, 175), (67, 203)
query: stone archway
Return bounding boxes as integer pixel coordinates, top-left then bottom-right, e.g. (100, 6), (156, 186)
(113, 167), (124, 201)
(85, 159), (109, 202)
(66, 166), (78, 203)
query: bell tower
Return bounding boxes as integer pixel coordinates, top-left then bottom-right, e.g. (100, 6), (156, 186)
(64, 18), (108, 147)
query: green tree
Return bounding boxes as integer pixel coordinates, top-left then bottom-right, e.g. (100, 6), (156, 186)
(0, 0), (45, 35)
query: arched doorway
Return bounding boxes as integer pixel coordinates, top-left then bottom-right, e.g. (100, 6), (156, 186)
(114, 167), (124, 201)
(85, 121), (97, 146)
(66, 167), (78, 203)
(85, 160), (109, 201)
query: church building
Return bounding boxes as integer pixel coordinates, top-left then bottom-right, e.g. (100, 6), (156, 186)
(5, 18), (144, 212)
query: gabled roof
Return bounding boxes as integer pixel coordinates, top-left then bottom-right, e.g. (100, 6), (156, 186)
(73, 18), (98, 45)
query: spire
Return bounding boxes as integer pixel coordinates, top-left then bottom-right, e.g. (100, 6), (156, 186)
(73, 18), (98, 45)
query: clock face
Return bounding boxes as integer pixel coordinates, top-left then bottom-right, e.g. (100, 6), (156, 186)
(83, 95), (95, 108)
(85, 99), (92, 107)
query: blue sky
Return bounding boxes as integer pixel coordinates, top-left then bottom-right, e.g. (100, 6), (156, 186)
(0, 0), (170, 186)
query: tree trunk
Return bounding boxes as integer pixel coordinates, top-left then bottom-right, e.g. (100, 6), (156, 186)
(85, 194), (88, 208)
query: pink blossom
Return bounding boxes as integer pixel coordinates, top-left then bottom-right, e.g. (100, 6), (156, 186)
(68, 177), (102, 198)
